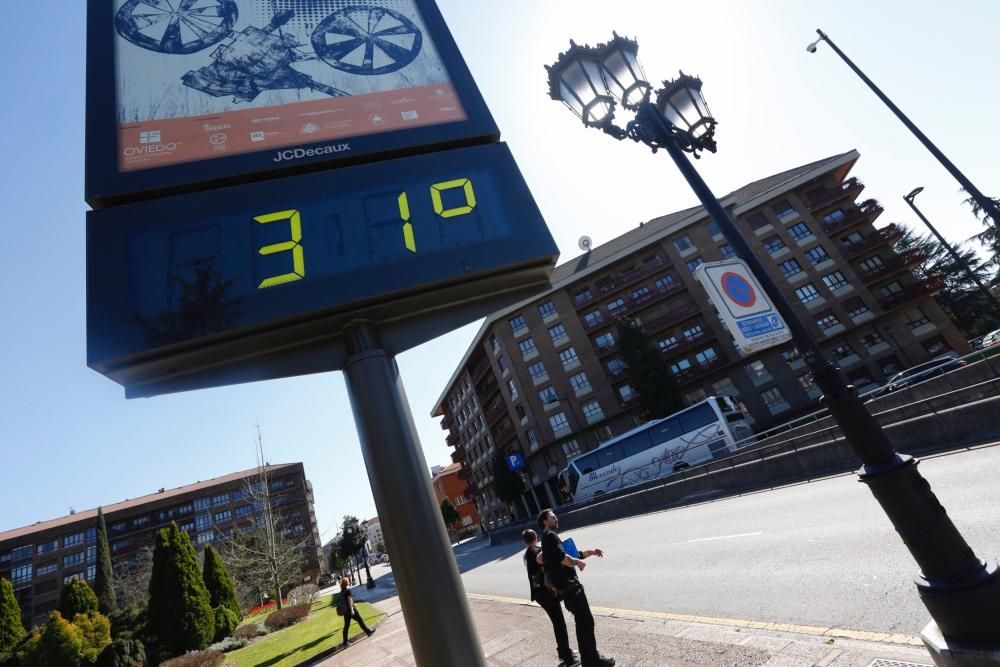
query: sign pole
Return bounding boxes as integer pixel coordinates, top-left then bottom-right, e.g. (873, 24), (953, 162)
(342, 321), (487, 666)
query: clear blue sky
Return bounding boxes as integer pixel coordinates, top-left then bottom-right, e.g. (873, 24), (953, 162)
(1, 1), (997, 545)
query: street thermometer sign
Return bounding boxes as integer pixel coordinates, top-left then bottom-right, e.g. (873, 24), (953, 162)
(694, 259), (791, 353)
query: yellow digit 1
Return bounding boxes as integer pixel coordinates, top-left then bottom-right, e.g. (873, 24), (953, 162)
(397, 192), (416, 253)
(430, 178), (476, 218)
(256, 209), (305, 289)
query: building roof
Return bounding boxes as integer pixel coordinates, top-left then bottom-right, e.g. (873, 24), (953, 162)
(0, 463), (301, 543)
(431, 463), (462, 480)
(430, 150), (859, 416)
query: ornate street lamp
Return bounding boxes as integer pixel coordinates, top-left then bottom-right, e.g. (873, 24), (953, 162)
(546, 35), (1000, 651)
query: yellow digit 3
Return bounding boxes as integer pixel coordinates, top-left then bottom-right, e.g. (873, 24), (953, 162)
(256, 209), (305, 289)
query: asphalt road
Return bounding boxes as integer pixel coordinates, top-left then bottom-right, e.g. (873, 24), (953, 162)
(453, 442), (1000, 637)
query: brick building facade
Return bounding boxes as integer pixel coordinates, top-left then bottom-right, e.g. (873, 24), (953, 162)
(431, 463), (480, 537)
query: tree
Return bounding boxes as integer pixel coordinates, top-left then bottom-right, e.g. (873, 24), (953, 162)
(327, 536), (349, 576)
(201, 545), (240, 619)
(147, 522), (215, 656)
(617, 318), (685, 419)
(491, 452), (524, 508)
(0, 578), (25, 656)
(21, 612), (84, 667)
(439, 498), (461, 533)
(110, 547), (154, 611)
(94, 508), (117, 616)
(894, 226), (1000, 337)
(217, 429), (310, 611)
(963, 192), (1000, 269)
(72, 612), (112, 663)
(59, 578), (99, 619)
(375, 540), (385, 554)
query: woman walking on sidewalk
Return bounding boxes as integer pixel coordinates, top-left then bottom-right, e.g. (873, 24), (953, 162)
(338, 576), (375, 648)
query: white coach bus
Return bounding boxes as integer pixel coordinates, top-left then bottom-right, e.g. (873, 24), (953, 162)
(558, 396), (754, 503)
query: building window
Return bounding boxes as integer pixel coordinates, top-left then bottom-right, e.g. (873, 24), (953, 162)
(848, 369), (876, 389)
(63, 552), (84, 567)
(832, 343), (855, 361)
(197, 532), (213, 545)
(194, 497), (210, 511)
(489, 333), (499, 353)
(37, 540), (58, 555)
(674, 235), (694, 252)
(788, 222), (812, 242)
(569, 372), (591, 394)
(606, 297), (625, 314)
(507, 379), (519, 400)
(798, 374), (818, 394)
(179, 521), (195, 532)
(214, 511), (232, 523)
(772, 199), (797, 222)
(841, 231), (864, 248)
(196, 514), (211, 530)
(548, 323), (570, 346)
(132, 516), (149, 528)
(816, 311), (841, 331)
(211, 493), (229, 506)
(538, 386), (558, 406)
(823, 209), (846, 223)
(711, 377), (739, 396)
(87, 545), (96, 563)
(559, 347), (580, 369)
(549, 413), (571, 437)
(682, 324), (703, 341)
(11, 565), (32, 584)
(655, 275), (678, 292)
(111, 538), (130, 554)
(658, 335), (679, 352)
(719, 244), (736, 259)
(670, 358), (693, 375)
(859, 331), (885, 349)
(518, 337), (537, 359)
(685, 388), (707, 404)
(845, 297), (871, 319)
(642, 254), (662, 268)
(795, 283), (821, 304)
(880, 281), (905, 298)
(527, 428), (538, 451)
(822, 271), (850, 291)
(235, 505), (252, 518)
(923, 336), (950, 357)
(631, 286), (651, 300)
(582, 400), (604, 424)
(695, 347), (719, 367)
(36, 563), (57, 576)
(538, 301), (557, 319)
(606, 357), (625, 375)
(86, 527), (96, 543)
(686, 257), (704, 272)
(527, 361), (548, 383)
(583, 310), (604, 328)
(515, 404), (527, 421)
(509, 315), (527, 336)
(64, 572), (84, 584)
(761, 387), (787, 411)
(858, 255), (884, 273)
(879, 355), (903, 377)
(778, 259), (803, 278)
(594, 332), (615, 350)
(617, 384), (636, 403)
(64, 532), (84, 548)
(745, 360), (771, 383)
(496, 354), (507, 375)
(762, 235), (785, 254)
(574, 287), (593, 305)
(562, 439), (582, 458)
(707, 221), (721, 237)
(782, 347), (803, 365)
(804, 245), (830, 266)
(745, 211), (769, 230)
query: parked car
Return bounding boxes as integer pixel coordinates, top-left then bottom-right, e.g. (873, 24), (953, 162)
(981, 329), (1000, 349)
(882, 353), (967, 393)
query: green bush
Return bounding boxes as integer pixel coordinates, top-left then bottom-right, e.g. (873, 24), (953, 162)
(0, 579), (25, 656)
(59, 578), (100, 619)
(212, 606), (239, 643)
(206, 635), (247, 653)
(73, 612), (112, 663)
(263, 604), (309, 631)
(201, 546), (240, 620)
(21, 612), (85, 667)
(108, 604), (147, 641)
(231, 624), (266, 641)
(148, 523), (215, 657)
(95, 638), (146, 667)
(159, 649), (224, 667)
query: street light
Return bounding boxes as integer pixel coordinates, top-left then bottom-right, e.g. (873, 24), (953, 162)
(807, 29), (1000, 228)
(547, 34), (1000, 648)
(903, 187), (1000, 313)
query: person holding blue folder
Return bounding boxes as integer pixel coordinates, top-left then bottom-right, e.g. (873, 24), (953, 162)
(537, 508), (615, 667)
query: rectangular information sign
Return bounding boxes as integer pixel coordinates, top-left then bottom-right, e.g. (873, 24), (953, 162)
(86, 0), (498, 206)
(694, 259), (792, 353)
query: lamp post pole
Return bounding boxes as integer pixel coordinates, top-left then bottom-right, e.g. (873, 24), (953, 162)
(903, 188), (1000, 313)
(808, 29), (1000, 227)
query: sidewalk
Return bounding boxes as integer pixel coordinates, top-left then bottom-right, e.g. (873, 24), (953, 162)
(312, 592), (935, 667)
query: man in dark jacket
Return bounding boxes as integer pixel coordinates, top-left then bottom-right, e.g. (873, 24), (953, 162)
(538, 508), (614, 667)
(523, 529), (576, 666)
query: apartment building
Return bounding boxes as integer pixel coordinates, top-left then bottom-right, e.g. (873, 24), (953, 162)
(431, 150), (968, 526)
(431, 463), (480, 537)
(0, 463), (323, 626)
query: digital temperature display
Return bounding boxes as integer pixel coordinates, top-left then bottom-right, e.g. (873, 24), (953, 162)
(87, 143), (558, 393)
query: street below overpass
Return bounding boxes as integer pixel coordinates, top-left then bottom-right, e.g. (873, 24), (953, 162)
(452, 442), (1000, 637)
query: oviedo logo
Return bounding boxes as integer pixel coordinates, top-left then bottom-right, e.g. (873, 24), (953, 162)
(123, 142), (179, 157)
(273, 143), (351, 163)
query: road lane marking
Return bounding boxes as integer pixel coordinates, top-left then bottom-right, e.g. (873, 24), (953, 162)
(687, 531), (763, 543)
(465, 593), (923, 646)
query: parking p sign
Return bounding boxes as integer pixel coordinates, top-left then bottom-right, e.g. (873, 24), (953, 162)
(694, 259), (792, 353)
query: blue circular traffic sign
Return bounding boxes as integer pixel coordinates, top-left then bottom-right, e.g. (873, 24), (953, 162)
(720, 271), (757, 308)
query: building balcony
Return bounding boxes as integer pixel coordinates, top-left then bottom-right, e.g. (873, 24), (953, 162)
(595, 257), (671, 297)
(674, 356), (728, 384)
(658, 328), (711, 357)
(446, 431), (460, 447)
(806, 176), (865, 211)
(618, 393), (639, 409)
(440, 413), (453, 431)
(484, 402), (507, 426)
(470, 357), (491, 384)
(841, 223), (904, 259)
(458, 466), (472, 481)
(493, 422), (516, 444)
(878, 276), (946, 311)
(640, 301), (701, 336)
(476, 380), (500, 405)
(859, 249), (926, 284)
(822, 199), (883, 235)
(450, 448), (466, 464)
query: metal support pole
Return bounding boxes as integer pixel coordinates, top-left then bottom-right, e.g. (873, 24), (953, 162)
(343, 321), (487, 666)
(903, 192), (1000, 313)
(637, 102), (1000, 644)
(814, 29), (1000, 226)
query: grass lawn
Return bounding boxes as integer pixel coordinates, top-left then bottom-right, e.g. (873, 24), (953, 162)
(226, 598), (383, 667)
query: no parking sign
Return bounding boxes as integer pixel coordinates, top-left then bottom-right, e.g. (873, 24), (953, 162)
(694, 259), (792, 353)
